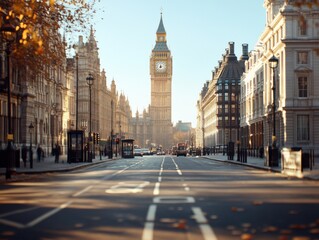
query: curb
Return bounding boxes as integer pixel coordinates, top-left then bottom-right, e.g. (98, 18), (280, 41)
(5, 158), (117, 175)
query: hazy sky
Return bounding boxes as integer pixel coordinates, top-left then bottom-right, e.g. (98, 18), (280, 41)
(87, 0), (266, 126)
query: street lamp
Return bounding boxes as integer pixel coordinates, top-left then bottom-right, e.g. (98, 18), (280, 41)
(268, 55), (279, 167)
(86, 73), (94, 162)
(28, 122), (34, 169)
(1, 17), (17, 179)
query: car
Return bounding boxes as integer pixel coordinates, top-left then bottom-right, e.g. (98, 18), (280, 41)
(141, 148), (151, 155)
(133, 148), (144, 157)
(156, 150), (165, 155)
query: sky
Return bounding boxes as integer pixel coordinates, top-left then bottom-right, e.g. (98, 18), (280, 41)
(86, 0), (266, 127)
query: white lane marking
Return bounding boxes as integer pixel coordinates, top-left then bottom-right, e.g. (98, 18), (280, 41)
(0, 218), (26, 229)
(192, 207), (208, 223)
(153, 196), (195, 204)
(158, 176), (162, 182)
(26, 200), (73, 228)
(171, 158), (183, 175)
(106, 181), (150, 194)
(199, 224), (218, 240)
(153, 182), (160, 195)
(146, 205), (157, 222)
(0, 206), (38, 218)
(73, 185), (93, 197)
(183, 183), (190, 192)
(142, 222), (154, 240)
(192, 207), (218, 240)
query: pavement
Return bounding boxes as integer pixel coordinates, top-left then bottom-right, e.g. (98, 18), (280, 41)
(1, 153), (318, 183)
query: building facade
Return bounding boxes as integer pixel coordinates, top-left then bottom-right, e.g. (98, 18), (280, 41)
(149, 14), (173, 149)
(198, 42), (248, 149)
(240, 0), (319, 157)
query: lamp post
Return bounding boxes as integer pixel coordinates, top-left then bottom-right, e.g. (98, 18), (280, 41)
(28, 122), (34, 169)
(268, 55), (279, 167)
(1, 17), (16, 179)
(86, 73), (94, 162)
(109, 100), (114, 159)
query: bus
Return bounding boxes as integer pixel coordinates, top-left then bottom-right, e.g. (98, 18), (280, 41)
(176, 142), (187, 157)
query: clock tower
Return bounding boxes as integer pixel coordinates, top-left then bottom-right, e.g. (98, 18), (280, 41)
(150, 13), (173, 149)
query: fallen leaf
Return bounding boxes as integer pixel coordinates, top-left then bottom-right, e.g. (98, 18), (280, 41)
(290, 224), (306, 230)
(292, 237), (310, 240)
(252, 200), (263, 206)
(309, 228), (319, 234)
(241, 233), (253, 240)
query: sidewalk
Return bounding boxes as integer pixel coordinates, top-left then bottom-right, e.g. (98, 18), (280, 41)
(202, 153), (319, 180)
(0, 154), (115, 182)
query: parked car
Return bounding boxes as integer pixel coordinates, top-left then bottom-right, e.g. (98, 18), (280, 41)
(133, 148), (144, 157)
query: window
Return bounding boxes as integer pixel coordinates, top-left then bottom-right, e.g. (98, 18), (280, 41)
(297, 51), (308, 64)
(298, 76), (307, 98)
(297, 115), (309, 141)
(299, 17), (307, 36)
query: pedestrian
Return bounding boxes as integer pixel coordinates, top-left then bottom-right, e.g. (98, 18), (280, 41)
(37, 145), (42, 162)
(22, 144), (27, 167)
(55, 143), (60, 163)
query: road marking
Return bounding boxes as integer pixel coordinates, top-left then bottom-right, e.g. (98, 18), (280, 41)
(192, 207), (207, 223)
(199, 224), (218, 240)
(0, 206), (38, 218)
(192, 207), (218, 240)
(142, 222), (154, 240)
(0, 218), (25, 229)
(106, 181), (150, 194)
(146, 204), (157, 221)
(73, 185), (93, 197)
(183, 183), (190, 192)
(171, 158), (183, 175)
(153, 182), (160, 195)
(26, 200), (73, 228)
(153, 196), (195, 204)
(158, 176), (162, 182)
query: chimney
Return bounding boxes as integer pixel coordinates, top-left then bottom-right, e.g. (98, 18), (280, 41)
(229, 41), (235, 55)
(240, 43), (249, 61)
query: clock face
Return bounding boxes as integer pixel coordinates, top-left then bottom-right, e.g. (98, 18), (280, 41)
(156, 61), (166, 72)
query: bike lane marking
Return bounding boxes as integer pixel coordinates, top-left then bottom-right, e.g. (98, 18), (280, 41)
(192, 207), (218, 240)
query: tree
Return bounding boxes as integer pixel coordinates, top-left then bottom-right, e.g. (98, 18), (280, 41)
(0, 0), (97, 77)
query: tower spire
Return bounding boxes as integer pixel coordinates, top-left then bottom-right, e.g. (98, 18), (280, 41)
(157, 12), (166, 34)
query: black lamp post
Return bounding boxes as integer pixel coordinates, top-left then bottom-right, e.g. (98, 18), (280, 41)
(28, 122), (34, 169)
(268, 55), (279, 167)
(86, 73), (94, 162)
(1, 17), (16, 179)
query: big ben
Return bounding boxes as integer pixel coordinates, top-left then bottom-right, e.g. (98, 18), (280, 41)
(150, 13), (173, 149)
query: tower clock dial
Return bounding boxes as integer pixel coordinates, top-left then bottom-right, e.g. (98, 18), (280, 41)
(155, 61), (167, 72)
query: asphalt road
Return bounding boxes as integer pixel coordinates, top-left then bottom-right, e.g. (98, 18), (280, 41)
(0, 155), (318, 240)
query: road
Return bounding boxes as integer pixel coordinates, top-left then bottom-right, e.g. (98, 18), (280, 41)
(0, 155), (318, 240)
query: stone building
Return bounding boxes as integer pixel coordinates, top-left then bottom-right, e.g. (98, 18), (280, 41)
(131, 14), (173, 150)
(197, 42), (248, 149)
(69, 29), (132, 148)
(0, 33), (68, 155)
(240, 0), (319, 157)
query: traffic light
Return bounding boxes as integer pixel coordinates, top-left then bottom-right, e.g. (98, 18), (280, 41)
(96, 133), (100, 144)
(93, 133), (96, 144)
(116, 138), (119, 144)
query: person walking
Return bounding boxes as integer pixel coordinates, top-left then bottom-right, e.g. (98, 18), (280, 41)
(22, 145), (27, 167)
(37, 145), (42, 162)
(54, 143), (60, 163)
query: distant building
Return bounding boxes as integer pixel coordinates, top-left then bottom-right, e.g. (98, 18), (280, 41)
(131, 14), (173, 149)
(197, 42), (248, 148)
